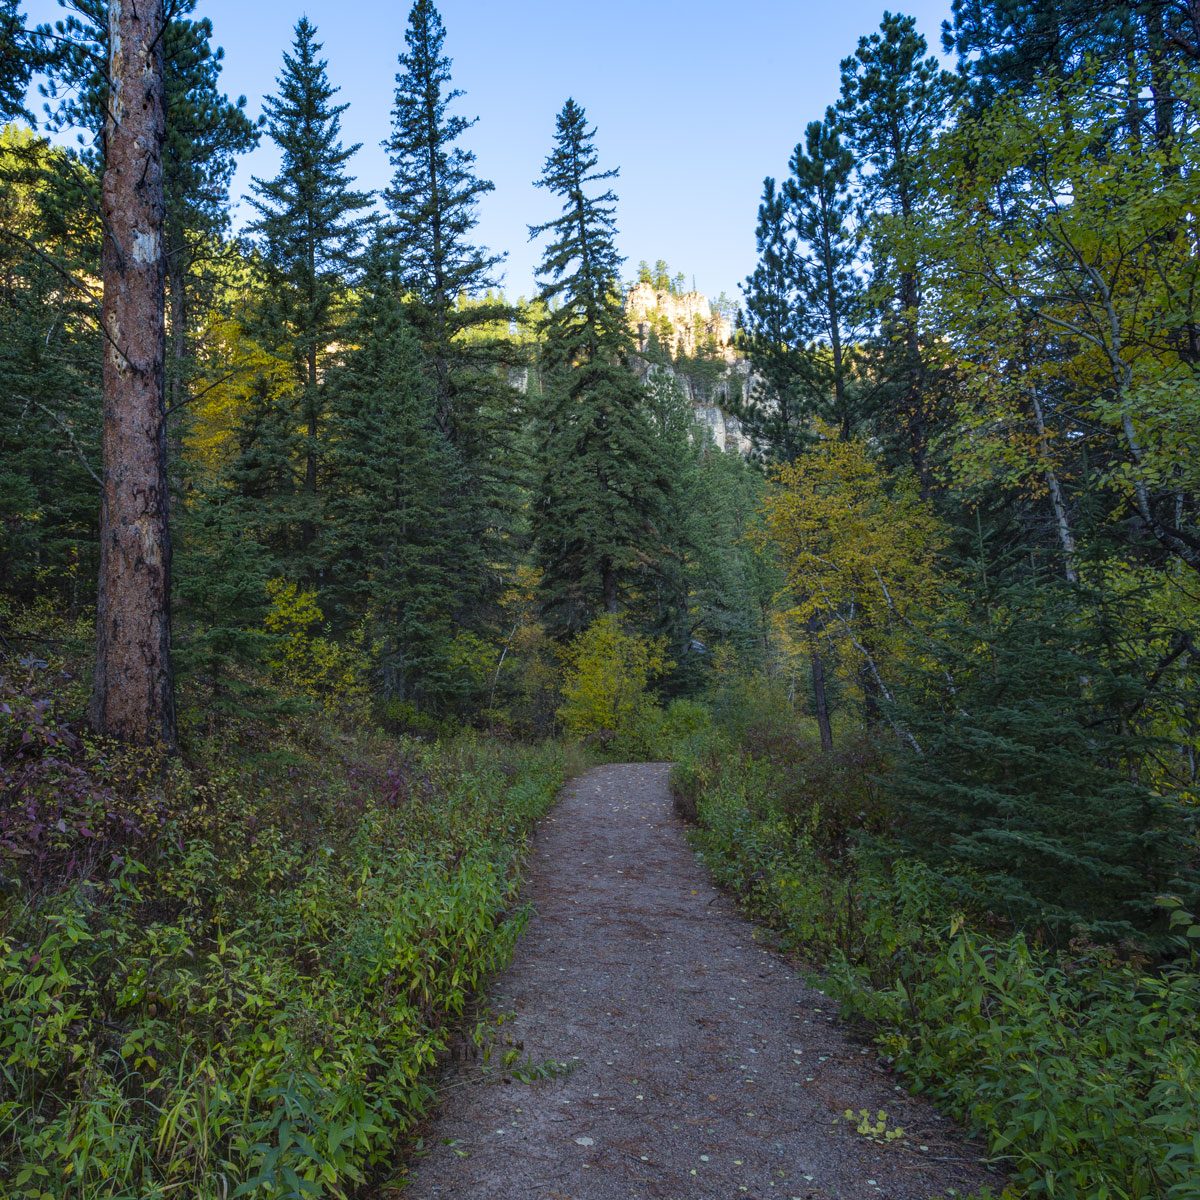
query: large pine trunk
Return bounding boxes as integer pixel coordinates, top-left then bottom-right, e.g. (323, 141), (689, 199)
(91, 0), (176, 747)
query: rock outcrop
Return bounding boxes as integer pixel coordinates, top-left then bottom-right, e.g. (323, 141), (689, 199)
(638, 360), (753, 455)
(624, 282), (753, 454)
(624, 282), (736, 362)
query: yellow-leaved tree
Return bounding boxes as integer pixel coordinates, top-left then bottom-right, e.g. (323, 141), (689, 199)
(759, 431), (948, 749)
(557, 615), (672, 749)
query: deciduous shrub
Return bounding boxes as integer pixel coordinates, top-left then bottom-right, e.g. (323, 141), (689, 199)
(557, 615), (671, 753)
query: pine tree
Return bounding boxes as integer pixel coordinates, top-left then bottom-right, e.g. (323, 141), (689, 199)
(785, 110), (864, 439)
(736, 177), (808, 462)
(244, 17), (372, 575)
(91, 0), (175, 746)
(528, 98), (672, 634)
(837, 12), (954, 491)
(326, 242), (464, 710)
(0, 0), (32, 122)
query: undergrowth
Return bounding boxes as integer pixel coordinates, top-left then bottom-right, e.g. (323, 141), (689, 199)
(0, 646), (580, 1198)
(672, 719), (1200, 1200)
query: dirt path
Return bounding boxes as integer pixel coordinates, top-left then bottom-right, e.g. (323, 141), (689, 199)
(400, 763), (999, 1200)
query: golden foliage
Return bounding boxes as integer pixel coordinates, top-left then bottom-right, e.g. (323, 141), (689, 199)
(759, 431), (948, 697)
(557, 615), (672, 742)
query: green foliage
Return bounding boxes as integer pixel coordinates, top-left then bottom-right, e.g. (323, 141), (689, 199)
(385, 1), (523, 635)
(0, 665), (572, 1198)
(641, 372), (775, 690)
(557, 614), (671, 752)
(892, 579), (1197, 940)
(529, 99), (674, 634)
(674, 714), (1200, 1199)
(324, 243), (466, 712)
(836, 11), (955, 486)
(241, 16), (373, 580)
(0, 1), (32, 124)
(172, 484), (276, 724)
(737, 111), (865, 456)
(0, 128), (101, 609)
(736, 176), (809, 462)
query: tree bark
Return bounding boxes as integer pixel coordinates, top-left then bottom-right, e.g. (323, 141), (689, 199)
(91, 0), (176, 748)
(806, 619), (835, 748)
(601, 555), (618, 614)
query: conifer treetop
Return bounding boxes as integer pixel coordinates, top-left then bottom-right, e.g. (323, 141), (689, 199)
(529, 97), (629, 368)
(247, 16), (372, 280)
(836, 12), (954, 214)
(386, 0), (501, 306)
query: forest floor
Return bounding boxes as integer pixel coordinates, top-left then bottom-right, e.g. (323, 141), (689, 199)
(395, 763), (1003, 1200)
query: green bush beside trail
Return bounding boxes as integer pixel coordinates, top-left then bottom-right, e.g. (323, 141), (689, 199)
(673, 724), (1200, 1200)
(1, 685), (574, 1199)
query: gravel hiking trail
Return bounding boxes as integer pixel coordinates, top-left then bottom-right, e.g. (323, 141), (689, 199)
(400, 763), (1000, 1200)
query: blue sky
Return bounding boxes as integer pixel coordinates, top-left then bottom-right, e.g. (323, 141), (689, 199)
(23, 0), (956, 303)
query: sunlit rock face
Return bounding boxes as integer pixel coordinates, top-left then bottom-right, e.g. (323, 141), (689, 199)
(625, 283), (754, 455)
(624, 281), (735, 361)
(505, 285), (755, 455)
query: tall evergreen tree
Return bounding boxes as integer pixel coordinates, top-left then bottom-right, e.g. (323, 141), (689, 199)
(326, 242), (464, 710)
(243, 17), (371, 574)
(91, 0), (175, 747)
(0, 0), (32, 122)
(0, 129), (101, 608)
(385, 0), (521, 632)
(385, 0), (505, 432)
(785, 110), (864, 439)
(893, 578), (1197, 939)
(738, 129), (862, 747)
(736, 177), (808, 461)
(163, 16), (259, 454)
(528, 98), (672, 634)
(837, 12), (954, 491)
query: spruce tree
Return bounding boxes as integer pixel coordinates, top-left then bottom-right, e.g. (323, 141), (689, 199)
(642, 373), (775, 691)
(529, 98), (672, 635)
(386, 0), (505, 431)
(326, 242), (463, 710)
(892, 578), (1196, 939)
(163, 16), (260, 454)
(385, 0), (520, 632)
(0, 130), (101, 607)
(244, 17), (371, 575)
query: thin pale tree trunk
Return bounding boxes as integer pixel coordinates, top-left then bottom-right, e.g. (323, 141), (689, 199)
(1028, 389), (1078, 584)
(91, 0), (176, 748)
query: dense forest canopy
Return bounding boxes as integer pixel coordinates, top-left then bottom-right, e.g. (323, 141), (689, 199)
(1, 0), (1196, 911)
(1, 0), (1200, 1195)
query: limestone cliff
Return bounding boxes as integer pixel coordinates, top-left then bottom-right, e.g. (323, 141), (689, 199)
(624, 282), (752, 454)
(624, 282), (736, 362)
